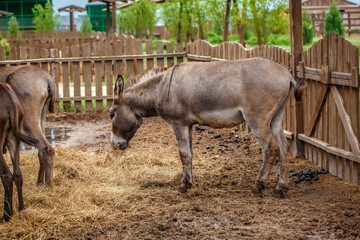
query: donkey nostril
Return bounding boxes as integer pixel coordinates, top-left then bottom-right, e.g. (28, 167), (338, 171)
(110, 113), (115, 119)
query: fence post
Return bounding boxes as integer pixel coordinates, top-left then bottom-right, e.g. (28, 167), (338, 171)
(290, 0), (304, 157)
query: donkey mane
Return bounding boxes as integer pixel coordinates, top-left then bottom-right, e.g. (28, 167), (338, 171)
(125, 67), (167, 89)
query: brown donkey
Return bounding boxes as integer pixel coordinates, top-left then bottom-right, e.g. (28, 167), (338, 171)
(0, 83), (38, 221)
(110, 58), (306, 196)
(0, 65), (56, 185)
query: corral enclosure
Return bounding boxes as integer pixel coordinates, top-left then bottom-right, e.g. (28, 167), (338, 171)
(1, 4), (360, 238)
(0, 112), (360, 239)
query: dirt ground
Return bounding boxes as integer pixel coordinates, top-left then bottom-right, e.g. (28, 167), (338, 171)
(0, 111), (360, 239)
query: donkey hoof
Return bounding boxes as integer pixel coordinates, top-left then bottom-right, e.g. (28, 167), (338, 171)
(251, 186), (263, 197)
(273, 186), (288, 198)
(0, 216), (11, 223)
(177, 182), (192, 193)
(177, 184), (188, 193)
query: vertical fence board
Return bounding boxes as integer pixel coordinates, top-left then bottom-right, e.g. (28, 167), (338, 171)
(94, 42), (103, 110)
(72, 45), (81, 112)
(176, 43), (184, 64)
(166, 42), (174, 68)
(105, 41), (113, 109)
(62, 47), (71, 111)
(156, 41), (164, 67)
(126, 37), (135, 79)
(146, 40), (154, 71)
(82, 44), (93, 111)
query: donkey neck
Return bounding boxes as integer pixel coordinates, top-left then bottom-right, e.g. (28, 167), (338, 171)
(123, 74), (163, 117)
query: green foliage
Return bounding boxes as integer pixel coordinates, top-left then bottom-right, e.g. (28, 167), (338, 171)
(324, 1), (345, 36)
(302, 10), (314, 45)
(8, 16), (20, 39)
(0, 38), (10, 58)
(161, 0), (202, 42)
(80, 15), (92, 35)
(32, 0), (60, 32)
(228, 34), (239, 42)
(207, 32), (223, 44)
(117, 0), (156, 38)
(248, 0), (289, 45)
(267, 34), (290, 45)
(206, 0), (226, 36)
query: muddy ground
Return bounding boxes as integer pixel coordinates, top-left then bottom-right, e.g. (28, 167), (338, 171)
(1, 111), (360, 239)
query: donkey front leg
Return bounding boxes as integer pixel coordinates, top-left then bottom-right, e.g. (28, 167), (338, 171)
(172, 123), (193, 193)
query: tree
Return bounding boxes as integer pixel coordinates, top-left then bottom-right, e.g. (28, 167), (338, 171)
(161, 0), (204, 43)
(223, 0), (231, 41)
(32, 0), (60, 32)
(8, 16), (20, 39)
(80, 15), (92, 36)
(248, 0), (289, 45)
(117, 0), (156, 38)
(231, 0), (247, 45)
(302, 9), (314, 45)
(324, 1), (345, 36)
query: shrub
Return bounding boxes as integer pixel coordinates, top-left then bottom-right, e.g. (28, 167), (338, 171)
(228, 34), (239, 42)
(208, 32), (223, 45)
(32, 0), (60, 32)
(324, 1), (345, 36)
(8, 16), (20, 39)
(267, 34), (290, 45)
(0, 38), (10, 58)
(80, 15), (92, 35)
(303, 10), (314, 44)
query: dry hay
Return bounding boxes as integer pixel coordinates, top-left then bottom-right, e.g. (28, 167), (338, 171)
(0, 116), (359, 239)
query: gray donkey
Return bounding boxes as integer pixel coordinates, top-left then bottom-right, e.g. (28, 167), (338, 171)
(110, 58), (306, 196)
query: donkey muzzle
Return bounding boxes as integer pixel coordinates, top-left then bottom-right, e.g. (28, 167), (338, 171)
(111, 133), (128, 150)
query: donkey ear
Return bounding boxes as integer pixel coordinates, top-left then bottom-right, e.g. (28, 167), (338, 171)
(114, 74), (125, 97)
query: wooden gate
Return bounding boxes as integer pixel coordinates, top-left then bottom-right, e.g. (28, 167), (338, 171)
(298, 31), (360, 184)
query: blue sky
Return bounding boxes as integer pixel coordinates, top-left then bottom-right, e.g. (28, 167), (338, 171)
(53, 0), (89, 16)
(348, 0), (360, 5)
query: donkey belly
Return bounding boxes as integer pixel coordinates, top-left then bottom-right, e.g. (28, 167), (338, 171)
(195, 108), (245, 128)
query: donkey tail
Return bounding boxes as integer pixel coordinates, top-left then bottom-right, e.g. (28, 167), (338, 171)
(47, 75), (56, 113)
(290, 78), (307, 101)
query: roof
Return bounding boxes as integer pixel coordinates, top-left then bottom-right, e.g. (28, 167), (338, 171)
(0, 10), (14, 16)
(58, 5), (86, 12)
(302, 0), (360, 5)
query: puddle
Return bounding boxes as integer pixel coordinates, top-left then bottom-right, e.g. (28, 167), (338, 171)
(20, 127), (72, 151)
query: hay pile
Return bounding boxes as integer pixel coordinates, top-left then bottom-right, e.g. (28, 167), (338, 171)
(0, 116), (359, 239)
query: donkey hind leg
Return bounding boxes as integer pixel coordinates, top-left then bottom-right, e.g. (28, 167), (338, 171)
(172, 123), (193, 193)
(249, 124), (279, 195)
(6, 133), (24, 211)
(271, 116), (291, 197)
(0, 150), (14, 222)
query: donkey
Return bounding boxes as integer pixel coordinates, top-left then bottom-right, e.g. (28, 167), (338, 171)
(0, 65), (56, 186)
(0, 83), (38, 221)
(110, 58), (306, 195)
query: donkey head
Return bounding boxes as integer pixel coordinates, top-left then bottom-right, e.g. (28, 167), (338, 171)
(110, 75), (143, 150)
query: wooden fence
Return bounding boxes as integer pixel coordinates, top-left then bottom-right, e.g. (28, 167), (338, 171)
(0, 31), (359, 184)
(185, 33), (360, 184)
(298, 31), (360, 183)
(0, 38), (185, 112)
(0, 30), (96, 41)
